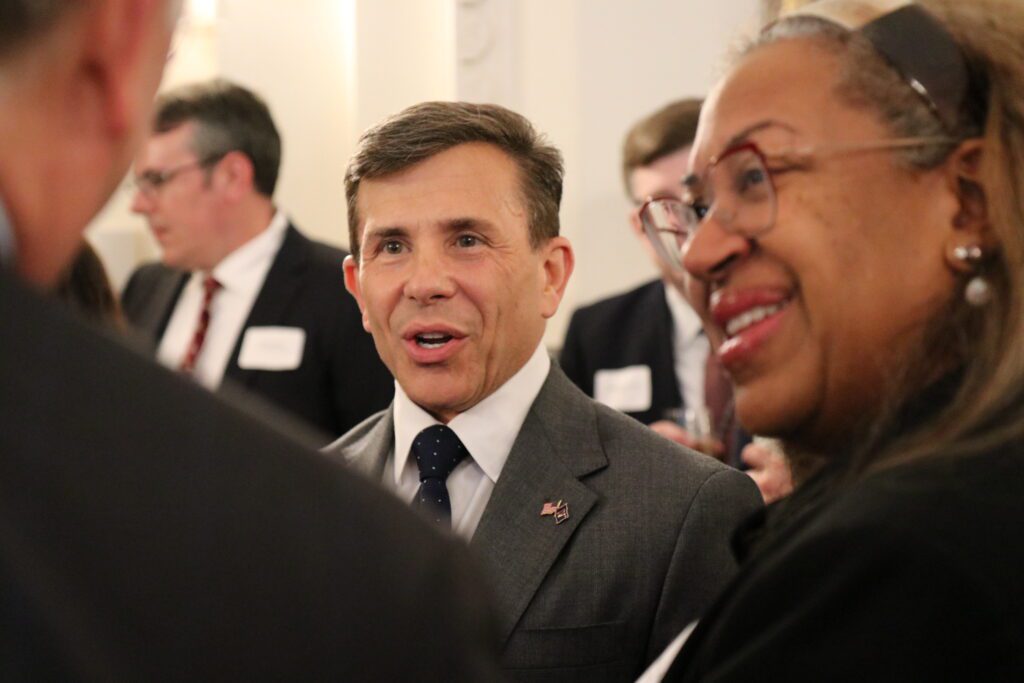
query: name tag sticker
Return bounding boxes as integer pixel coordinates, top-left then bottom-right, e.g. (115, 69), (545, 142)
(593, 365), (652, 412)
(238, 326), (306, 371)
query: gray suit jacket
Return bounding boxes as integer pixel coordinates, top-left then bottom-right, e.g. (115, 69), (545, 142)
(327, 365), (762, 682)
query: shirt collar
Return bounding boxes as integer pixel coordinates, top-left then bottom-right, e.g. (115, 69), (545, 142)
(664, 279), (704, 344)
(0, 195), (18, 267)
(392, 343), (552, 487)
(209, 209), (288, 290)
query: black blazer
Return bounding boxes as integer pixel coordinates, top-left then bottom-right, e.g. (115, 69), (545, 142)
(665, 440), (1024, 681)
(122, 224), (393, 440)
(0, 268), (499, 680)
(560, 279), (680, 426)
(560, 279), (748, 463)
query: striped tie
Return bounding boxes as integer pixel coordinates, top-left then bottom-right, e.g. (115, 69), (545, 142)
(179, 275), (221, 374)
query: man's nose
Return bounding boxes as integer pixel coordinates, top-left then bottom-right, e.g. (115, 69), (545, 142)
(403, 248), (457, 304)
(130, 188), (153, 215)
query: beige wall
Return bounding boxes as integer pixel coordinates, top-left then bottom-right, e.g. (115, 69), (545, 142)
(87, 0), (760, 347)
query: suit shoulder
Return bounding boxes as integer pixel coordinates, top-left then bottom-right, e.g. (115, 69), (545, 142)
(123, 260), (177, 290)
(593, 399), (754, 490)
(324, 408), (390, 455)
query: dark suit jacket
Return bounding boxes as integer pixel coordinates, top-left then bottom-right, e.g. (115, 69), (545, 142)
(560, 279), (679, 426)
(666, 441), (1024, 681)
(560, 279), (748, 463)
(121, 224), (393, 440)
(0, 268), (499, 680)
(328, 365), (763, 682)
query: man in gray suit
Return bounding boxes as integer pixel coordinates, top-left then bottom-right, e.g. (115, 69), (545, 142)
(328, 101), (763, 682)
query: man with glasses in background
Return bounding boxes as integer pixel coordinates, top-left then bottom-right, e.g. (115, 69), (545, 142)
(123, 79), (392, 441)
(561, 99), (747, 464)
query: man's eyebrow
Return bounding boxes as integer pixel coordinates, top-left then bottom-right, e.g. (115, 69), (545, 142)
(682, 120), (798, 188)
(362, 226), (408, 242)
(441, 217), (495, 232)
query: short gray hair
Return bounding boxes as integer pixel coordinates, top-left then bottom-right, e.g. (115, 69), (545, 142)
(153, 79), (282, 197)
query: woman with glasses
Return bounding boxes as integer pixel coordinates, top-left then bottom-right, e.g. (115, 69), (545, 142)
(642, 0), (1024, 679)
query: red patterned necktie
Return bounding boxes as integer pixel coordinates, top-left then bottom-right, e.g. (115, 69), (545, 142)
(179, 275), (222, 374)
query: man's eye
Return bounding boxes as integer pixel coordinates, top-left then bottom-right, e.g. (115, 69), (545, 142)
(690, 202), (710, 220)
(455, 234), (479, 248)
(381, 240), (404, 255)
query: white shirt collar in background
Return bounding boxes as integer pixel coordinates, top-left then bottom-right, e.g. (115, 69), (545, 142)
(664, 282), (703, 345)
(664, 279), (710, 414)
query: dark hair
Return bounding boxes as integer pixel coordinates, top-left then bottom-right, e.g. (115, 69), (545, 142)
(621, 98), (703, 197)
(0, 0), (70, 59)
(53, 242), (123, 328)
(153, 79), (282, 197)
(344, 101), (563, 259)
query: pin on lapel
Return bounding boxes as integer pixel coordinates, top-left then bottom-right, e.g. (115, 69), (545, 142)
(540, 499), (570, 525)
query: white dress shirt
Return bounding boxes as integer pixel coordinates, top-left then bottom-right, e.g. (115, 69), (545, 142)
(156, 210), (288, 389)
(388, 343), (551, 539)
(665, 282), (710, 414)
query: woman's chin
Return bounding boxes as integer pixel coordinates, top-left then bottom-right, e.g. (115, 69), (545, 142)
(733, 376), (819, 442)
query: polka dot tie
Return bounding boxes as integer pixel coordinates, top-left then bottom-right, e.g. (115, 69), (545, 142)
(411, 424), (468, 528)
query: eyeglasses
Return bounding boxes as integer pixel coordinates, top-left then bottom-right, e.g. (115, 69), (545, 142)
(639, 136), (958, 272)
(131, 155), (223, 198)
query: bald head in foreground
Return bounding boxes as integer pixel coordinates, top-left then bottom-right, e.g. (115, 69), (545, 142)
(0, 2), (498, 679)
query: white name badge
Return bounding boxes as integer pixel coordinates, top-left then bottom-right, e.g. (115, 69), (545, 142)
(593, 365), (652, 412)
(237, 326), (306, 371)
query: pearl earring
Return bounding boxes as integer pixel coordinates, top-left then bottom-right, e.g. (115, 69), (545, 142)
(953, 244), (991, 307)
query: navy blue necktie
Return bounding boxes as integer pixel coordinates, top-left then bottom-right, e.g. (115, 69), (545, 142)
(412, 425), (468, 527)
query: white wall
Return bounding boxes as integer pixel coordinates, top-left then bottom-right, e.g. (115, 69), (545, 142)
(87, 0), (761, 347)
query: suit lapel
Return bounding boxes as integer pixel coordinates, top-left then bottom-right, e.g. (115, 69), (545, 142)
(341, 409), (394, 482)
(142, 271), (188, 345)
(223, 225), (309, 389)
(470, 367), (607, 645)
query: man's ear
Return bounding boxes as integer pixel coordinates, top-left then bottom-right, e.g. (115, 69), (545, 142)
(628, 208), (645, 238)
(942, 139), (997, 273)
(539, 236), (574, 319)
(81, 0), (169, 138)
(343, 254), (372, 332)
(215, 151), (256, 200)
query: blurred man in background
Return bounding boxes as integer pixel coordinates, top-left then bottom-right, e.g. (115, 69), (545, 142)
(561, 99), (747, 464)
(124, 79), (393, 440)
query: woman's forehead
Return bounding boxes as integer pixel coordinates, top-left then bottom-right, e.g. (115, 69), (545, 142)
(695, 39), (847, 158)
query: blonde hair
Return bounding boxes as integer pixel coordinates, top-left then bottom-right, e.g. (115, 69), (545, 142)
(753, 0), (1024, 476)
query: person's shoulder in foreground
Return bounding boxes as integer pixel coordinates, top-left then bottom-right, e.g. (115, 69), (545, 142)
(0, 269), (500, 680)
(672, 440), (1024, 681)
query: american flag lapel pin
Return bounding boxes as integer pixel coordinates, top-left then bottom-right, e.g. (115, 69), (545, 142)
(540, 499), (570, 525)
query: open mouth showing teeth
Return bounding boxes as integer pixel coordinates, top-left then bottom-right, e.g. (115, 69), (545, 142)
(725, 303), (786, 337)
(415, 333), (454, 349)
